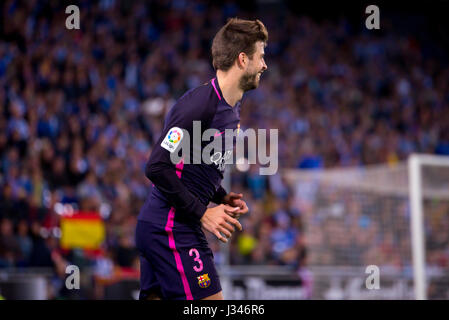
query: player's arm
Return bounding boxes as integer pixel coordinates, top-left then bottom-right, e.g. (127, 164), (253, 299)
(211, 185), (228, 204)
(146, 158), (207, 220)
(145, 98), (209, 221)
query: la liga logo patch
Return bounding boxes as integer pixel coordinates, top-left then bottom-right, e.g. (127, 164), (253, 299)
(161, 127), (184, 153)
(168, 129), (182, 143)
(197, 274), (211, 288)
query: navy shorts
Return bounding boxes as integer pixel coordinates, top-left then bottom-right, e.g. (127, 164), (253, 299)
(135, 219), (222, 300)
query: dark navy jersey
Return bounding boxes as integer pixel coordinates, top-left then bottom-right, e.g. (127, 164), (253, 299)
(138, 77), (241, 226)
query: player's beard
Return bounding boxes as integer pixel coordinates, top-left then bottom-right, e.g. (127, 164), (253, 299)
(239, 70), (262, 92)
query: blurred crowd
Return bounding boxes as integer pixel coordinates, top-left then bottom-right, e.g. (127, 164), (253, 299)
(287, 168), (449, 299)
(0, 0), (448, 298)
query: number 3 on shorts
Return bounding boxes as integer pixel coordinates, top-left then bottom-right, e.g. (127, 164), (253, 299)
(189, 248), (203, 272)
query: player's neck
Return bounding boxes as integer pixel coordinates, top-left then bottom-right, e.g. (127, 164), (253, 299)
(216, 70), (243, 108)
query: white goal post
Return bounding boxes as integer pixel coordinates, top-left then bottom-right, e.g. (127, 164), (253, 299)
(408, 153), (449, 300)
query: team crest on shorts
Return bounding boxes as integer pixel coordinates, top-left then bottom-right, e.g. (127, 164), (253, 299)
(197, 274), (211, 288)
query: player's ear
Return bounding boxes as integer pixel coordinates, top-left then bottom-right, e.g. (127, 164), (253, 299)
(237, 52), (247, 69)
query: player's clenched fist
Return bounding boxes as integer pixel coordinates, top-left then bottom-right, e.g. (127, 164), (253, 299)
(201, 204), (243, 243)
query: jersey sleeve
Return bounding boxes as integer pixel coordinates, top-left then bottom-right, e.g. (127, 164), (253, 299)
(145, 90), (216, 221)
(210, 185), (228, 204)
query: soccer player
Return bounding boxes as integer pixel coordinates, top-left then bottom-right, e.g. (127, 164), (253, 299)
(136, 18), (268, 300)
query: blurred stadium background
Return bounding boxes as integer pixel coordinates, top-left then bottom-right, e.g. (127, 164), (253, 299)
(0, 0), (448, 300)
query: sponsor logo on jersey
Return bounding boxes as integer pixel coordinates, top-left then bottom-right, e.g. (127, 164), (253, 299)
(210, 150), (232, 171)
(214, 130), (225, 137)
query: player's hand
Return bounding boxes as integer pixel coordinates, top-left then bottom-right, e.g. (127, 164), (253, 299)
(200, 204), (243, 243)
(222, 192), (249, 219)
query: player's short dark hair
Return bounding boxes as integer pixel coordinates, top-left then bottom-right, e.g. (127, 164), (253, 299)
(211, 17), (268, 71)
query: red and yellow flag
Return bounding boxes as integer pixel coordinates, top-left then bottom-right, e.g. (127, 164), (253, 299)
(60, 212), (105, 250)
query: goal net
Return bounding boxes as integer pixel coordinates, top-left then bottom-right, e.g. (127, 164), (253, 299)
(282, 154), (449, 299)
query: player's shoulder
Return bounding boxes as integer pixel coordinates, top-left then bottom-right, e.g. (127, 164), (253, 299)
(177, 79), (218, 106)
